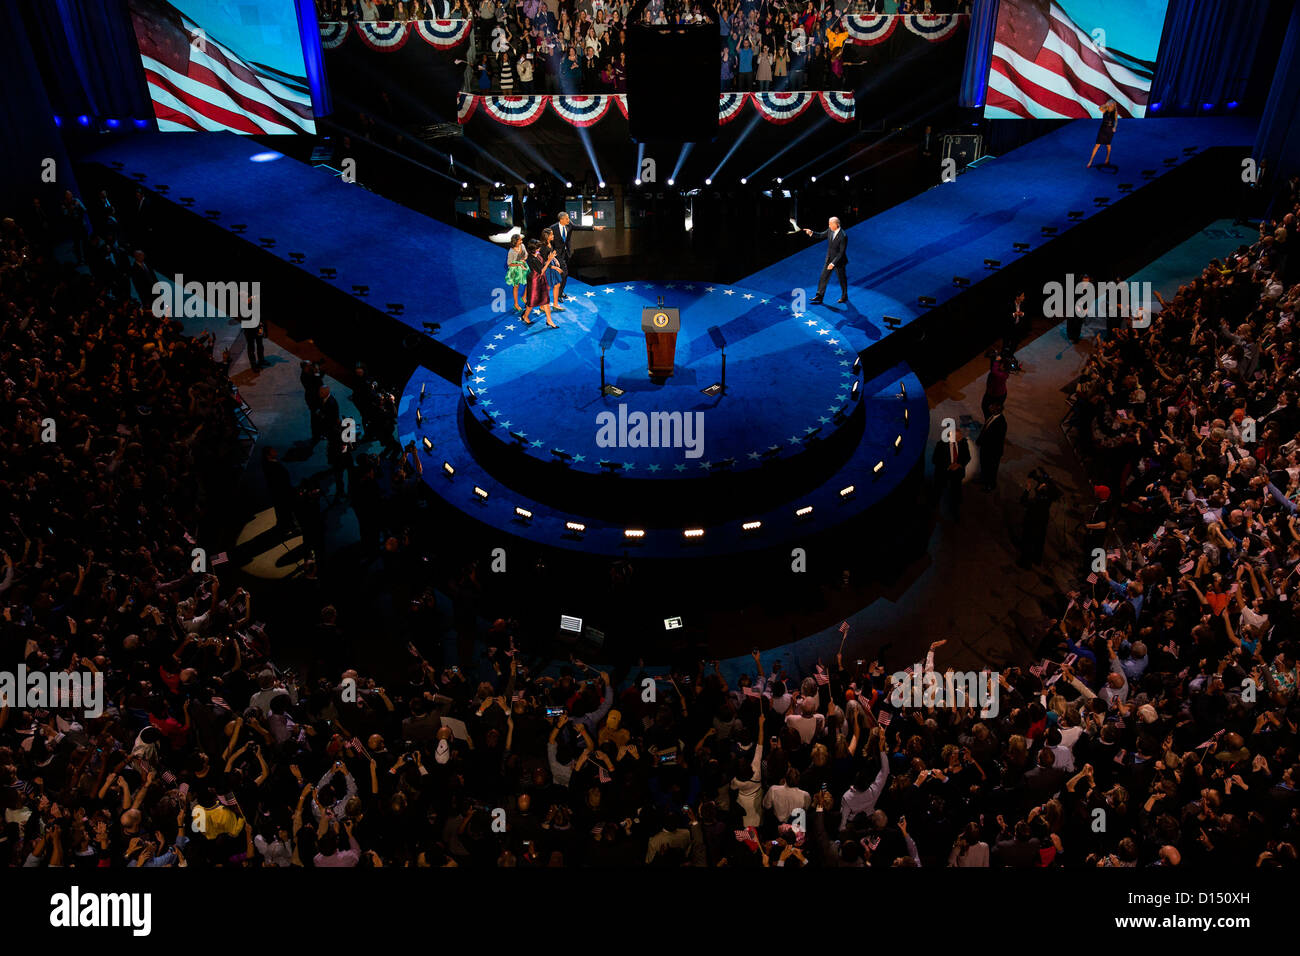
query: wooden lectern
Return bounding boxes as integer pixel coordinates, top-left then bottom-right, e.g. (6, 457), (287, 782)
(642, 306), (680, 379)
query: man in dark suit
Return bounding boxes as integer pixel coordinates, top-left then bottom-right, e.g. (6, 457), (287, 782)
(549, 211), (574, 310)
(261, 446), (296, 539)
(977, 402), (1007, 491)
(804, 216), (848, 304)
(931, 426), (971, 521)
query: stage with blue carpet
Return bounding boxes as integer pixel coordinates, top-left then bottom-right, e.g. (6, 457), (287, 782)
(79, 114), (1258, 557)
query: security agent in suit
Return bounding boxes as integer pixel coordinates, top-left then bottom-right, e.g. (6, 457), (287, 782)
(976, 402), (1007, 491)
(931, 426), (971, 521)
(804, 217), (849, 304)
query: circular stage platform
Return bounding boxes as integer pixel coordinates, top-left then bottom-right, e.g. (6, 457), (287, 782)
(462, 282), (862, 478)
(399, 281), (929, 559)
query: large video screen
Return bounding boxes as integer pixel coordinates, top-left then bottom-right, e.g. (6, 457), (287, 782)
(983, 0), (1170, 119)
(129, 0), (316, 134)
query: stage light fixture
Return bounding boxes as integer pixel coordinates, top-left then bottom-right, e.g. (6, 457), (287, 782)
(623, 528), (645, 539)
(894, 434), (904, 450)
(461, 181), (469, 188)
(635, 178), (642, 186)
(1118, 182), (1134, 192)
(1013, 242), (1030, 253)
(420, 382), (427, 402)
(528, 182), (535, 189)
(853, 355), (861, 373)
(903, 407), (910, 425)
(494, 181), (502, 188)
(565, 521), (586, 534)
(851, 381), (860, 400)
(740, 177), (747, 185)
(882, 315), (902, 330)
(1094, 196), (1110, 206)
(1041, 226), (1058, 236)
(551, 449), (572, 462)
(600, 460), (623, 472)
(514, 506), (533, 521)
(1141, 169), (1157, 179)
(565, 181), (573, 188)
(984, 258), (1001, 269)
(683, 528), (704, 539)
(775, 177), (782, 184)
(952, 276), (970, 287)
(839, 485), (855, 499)
(899, 381), (907, 399)
(473, 485), (489, 500)
(1068, 210), (1084, 220)
(873, 460), (885, 475)
(466, 387), (478, 404)
(742, 520), (762, 532)
(917, 296), (936, 307)
(464, 362), (472, 379)
(509, 430), (528, 445)
(416, 408), (423, 426)
(810, 175), (817, 183)
(421, 437), (433, 453)
(442, 461), (455, 477)
(795, 505), (813, 519)
(667, 178), (675, 186)
(844, 175), (849, 181)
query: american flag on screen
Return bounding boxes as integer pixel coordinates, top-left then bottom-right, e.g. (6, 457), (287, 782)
(130, 0), (315, 134)
(986, 0), (1156, 119)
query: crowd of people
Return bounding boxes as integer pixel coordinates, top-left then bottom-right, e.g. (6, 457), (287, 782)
(7, 162), (1300, 867)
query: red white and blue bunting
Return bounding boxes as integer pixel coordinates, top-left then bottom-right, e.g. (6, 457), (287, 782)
(718, 92), (747, 125)
(844, 15), (899, 45)
(902, 14), (962, 41)
(319, 20), (471, 50)
(845, 13), (966, 45)
(819, 91), (855, 123)
(355, 21), (411, 51)
(457, 92), (476, 123)
(481, 95), (548, 126)
(414, 19), (472, 48)
(319, 21), (349, 49)
(750, 92), (815, 124)
(551, 95), (613, 127)
(458, 93), (854, 126)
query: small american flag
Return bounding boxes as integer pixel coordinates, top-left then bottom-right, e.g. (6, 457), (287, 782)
(876, 711), (892, 728)
(1028, 662), (1045, 678)
(349, 736), (370, 759)
(814, 665), (829, 686)
(161, 770), (176, 784)
(839, 621), (850, 637)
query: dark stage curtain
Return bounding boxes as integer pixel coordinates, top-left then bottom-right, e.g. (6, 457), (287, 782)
(958, 0), (999, 109)
(296, 0), (334, 116)
(20, 0), (152, 121)
(1148, 0), (1275, 114)
(1255, 1), (1300, 187)
(0, 1), (76, 208)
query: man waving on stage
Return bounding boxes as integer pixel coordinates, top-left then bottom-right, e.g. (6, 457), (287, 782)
(804, 216), (849, 305)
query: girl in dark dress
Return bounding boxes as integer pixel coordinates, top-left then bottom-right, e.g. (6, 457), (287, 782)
(521, 237), (558, 328)
(1088, 99), (1118, 168)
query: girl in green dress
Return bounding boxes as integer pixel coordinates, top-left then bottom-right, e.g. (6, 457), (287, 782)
(506, 234), (529, 313)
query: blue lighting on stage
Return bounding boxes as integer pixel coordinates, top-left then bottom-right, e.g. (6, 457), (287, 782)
(53, 115), (61, 127)
(133, 119), (150, 128)
(105, 119), (120, 129)
(77, 115), (90, 127)
(250, 151), (285, 163)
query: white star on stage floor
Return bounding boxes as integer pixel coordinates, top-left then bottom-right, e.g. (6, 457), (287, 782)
(673, 463), (686, 472)
(684, 284), (695, 290)
(768, 445), (780, 452)
(474, 377), (485, 384)
(478, 357), (491, 364)
(494, 334), (504, 340)
(722, 289), (734, 296)
(623, 285), (635, 291)
(622, 462), (634, 471)
(486, 343), (497, 350)
(585, 291), (596, 297)
(565, 295), (577, 302)
(760, 299), (769, 304)
(505, 324), (516, 331)
(835, 394), (847, 402)
(742, 293), (754, 299)
(602, 287), (615, 294)
(817, 328), (829, 335)
(499, 421), (511, 428)
(839, 360), (850, 366)
(778, 305), (788, 312)
(572, 454), (585, 462)
(834, 349), (846, 355)
(531, 440), (543, 447)
(475, 364), (487, 372)
(789, 436), (802, 444)
(705, 286), (715, 293)
(747, 451), (761, 460)
(806, 319), (818, 326)
(827, 339), (839, 346)
(664, 283), (675, 289)
(805, 426), (818, 433)
(819, 416), (830, 424)
(480, 399), (493, 406)
(647, 464), (660, 472)
(828, 405), (839, 412)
